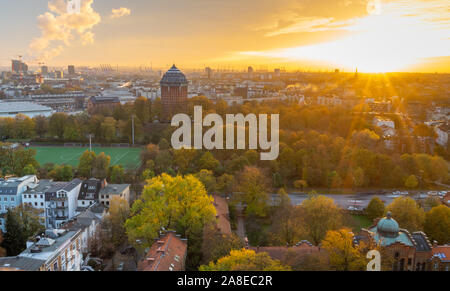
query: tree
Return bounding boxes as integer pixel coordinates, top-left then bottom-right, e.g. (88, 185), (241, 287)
(199, 249), (291, 271)
(12, 148), (39, 176)
(321, 228), (367, 271)
(269, 189), (305, 246)
(299, 195), (343, 245)
(78, 150), (96, 178)
(235, 166), (270, 218)
(424, 205), (450, 244)
(293, 180), (308, 190)
(48, 112), (68, 139)
(386, 197), (425, 232)
(104, 196), (130, 248)
(194, 169), (217, 193)
(404, 175), (418, 189)
(92, 152), (111, 179)
(33, 115), (48, 138)
(201, 226), (243, 264)
(0, 231), (6, 257)
(198, 152), (220, 172)
(366, 196), (385, 221)
(101, 117), (117, 142)
(2, 206), (43, 256)
(125, 174), (216, 247)
(22, 164), (37, 176)
(217, 174), (234, 194)
(110, 165), (125, 183)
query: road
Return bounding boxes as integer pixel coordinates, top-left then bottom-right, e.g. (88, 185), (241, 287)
(270, 191), (433, 210)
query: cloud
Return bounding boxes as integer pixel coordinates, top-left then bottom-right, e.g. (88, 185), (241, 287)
(257, 0), (371, 37)
(28, 0), (101, 62)
(110, 7), (131, 19)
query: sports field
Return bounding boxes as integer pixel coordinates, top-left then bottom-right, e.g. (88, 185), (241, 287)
(31, 147), (142, 169)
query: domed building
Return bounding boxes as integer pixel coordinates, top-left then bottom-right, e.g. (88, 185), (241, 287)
(160, 65), (188, 122)
(359, 212), (433, 271)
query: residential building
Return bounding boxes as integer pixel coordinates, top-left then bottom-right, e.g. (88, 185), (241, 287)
(99, 183), (130, 207)
(430, 245), (450, 271)
(62, 203), (106, 255)
(76, 178), (104, 211)
(45, 179), (82, 229)
(0, 175), (38, 232)
(138, 231), (188, 271)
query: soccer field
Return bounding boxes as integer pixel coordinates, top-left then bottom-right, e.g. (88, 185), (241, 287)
(31, 147), (142, 169)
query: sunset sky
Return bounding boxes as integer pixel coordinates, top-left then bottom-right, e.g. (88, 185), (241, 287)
(0, 0), (449, 72)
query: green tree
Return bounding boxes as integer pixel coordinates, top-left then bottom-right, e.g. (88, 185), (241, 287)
(22, 164), (37, 176)
(299, 195), (343, 245)
(78, 150), (96, 178)
(198, 152), (220, 172)
(92, 152), (111, 179)
(110, 165), (125, 183)
(2, 206), (43, 256)
(125, 174), (216, 247)
(199, 249), (291, 271)
(48, 112), (68, 139)
(386, 197), (425, 232)
(366, 196), (385, 221)
(236, 166), (270, 218)
(404, 175), (419, 189)
(194, 169), (217, 193)
(424, 205), (450, 244)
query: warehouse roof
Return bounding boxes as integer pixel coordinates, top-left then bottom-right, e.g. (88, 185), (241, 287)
(0, 101), (52, 113)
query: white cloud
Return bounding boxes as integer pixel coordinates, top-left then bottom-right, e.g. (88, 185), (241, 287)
(29, 0), (101, 62)
(110, 7), (131, 19)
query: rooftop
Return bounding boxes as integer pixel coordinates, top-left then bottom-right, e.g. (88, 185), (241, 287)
(19, 229), (81, 262)
(0, 101), (52, 113)
(138, 232), (187, 271)
(212, 195), (232, 235)
(432, 246), (450, 262)
(99, 184), (130, 195)
(160, 65), (188, 86)
(0, 256), (45, 271)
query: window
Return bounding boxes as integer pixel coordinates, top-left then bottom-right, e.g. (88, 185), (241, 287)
(3, 197), (7, 202)
(34, 195), (37, 199)
(40, 195), (43, 199)
(11, 197), (14, 202)
(53, 262), (58, 271)
(82, 201), (85, 205)
(41, 202), (44, 206)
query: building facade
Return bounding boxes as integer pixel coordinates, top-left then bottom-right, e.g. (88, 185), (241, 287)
(160, 65), (188, 122)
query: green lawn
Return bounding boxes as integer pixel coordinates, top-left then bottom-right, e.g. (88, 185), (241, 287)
(351, 215), (373, 232)
(31, 146), (142, 169)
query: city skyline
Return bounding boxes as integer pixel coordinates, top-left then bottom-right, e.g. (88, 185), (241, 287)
(0, 0), (449, 72)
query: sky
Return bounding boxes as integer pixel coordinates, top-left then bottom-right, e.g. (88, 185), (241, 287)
(0, 0), (449, 72)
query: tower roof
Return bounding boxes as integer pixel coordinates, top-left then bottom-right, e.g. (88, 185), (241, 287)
(377, 212), (399, 236)
(160, 65), (188, 86)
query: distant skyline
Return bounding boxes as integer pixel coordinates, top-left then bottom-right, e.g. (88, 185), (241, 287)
(0, 0), (449, 72)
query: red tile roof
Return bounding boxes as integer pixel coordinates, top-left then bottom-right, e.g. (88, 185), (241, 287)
(432, 245), (450, 262)
(250, 241), (319, 261)
(137, 232), (187, 271)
